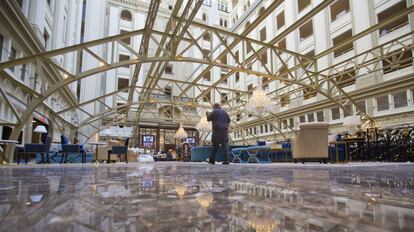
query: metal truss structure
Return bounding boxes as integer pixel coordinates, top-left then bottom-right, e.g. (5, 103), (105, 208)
(1, 0), (414, 161)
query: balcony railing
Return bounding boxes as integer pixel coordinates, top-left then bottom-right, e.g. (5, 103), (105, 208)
(379, 22), (409, 37)
(331, 9), (350, 23)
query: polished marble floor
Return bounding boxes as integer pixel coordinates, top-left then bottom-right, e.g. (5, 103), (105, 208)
(0, 162), (413, 232)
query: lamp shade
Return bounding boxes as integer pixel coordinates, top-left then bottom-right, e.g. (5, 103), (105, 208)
(34, 125), (48, 133)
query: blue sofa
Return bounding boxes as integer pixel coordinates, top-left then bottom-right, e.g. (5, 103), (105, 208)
(31, 143), (94, 164)
(191, 145), (250, 162)
(35, 152), (94, 163)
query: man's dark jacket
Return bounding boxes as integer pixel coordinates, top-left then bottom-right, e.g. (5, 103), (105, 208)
(207, 108), (230, 142)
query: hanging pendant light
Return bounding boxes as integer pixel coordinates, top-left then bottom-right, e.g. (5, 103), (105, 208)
(174, 123), (188, 139)
(196, 112), (211, 133)
(246, 82), (273, 115)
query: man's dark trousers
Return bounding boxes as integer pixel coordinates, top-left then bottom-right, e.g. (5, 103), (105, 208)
(209, 129), (229, 163)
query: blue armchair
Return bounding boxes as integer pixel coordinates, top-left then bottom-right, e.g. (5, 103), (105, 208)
(61, 144), (85, 163)
(18, 137), (52, 164)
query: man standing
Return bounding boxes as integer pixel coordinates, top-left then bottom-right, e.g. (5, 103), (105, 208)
(207, 103), (230, 165)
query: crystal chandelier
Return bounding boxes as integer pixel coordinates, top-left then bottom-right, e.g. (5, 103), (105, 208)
(196, 113), (211, 133)
(245, 82), (273, 115)
(174, 123), (188, 139)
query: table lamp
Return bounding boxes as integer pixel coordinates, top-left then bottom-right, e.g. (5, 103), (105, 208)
(34, 125), (48, 143)
(34, 125), (47, 134)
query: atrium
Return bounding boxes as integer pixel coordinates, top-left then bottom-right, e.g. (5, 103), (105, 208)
(0, 0), (413, 231)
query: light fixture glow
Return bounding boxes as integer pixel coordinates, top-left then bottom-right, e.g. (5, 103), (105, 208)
(245, 82), (273, 115)
(248, 218), (278, 232)
(196, 192), (213, 208)
(196, 112), (211, 133)
(175, 185), (187, 197)
(174, 123), (188, 139)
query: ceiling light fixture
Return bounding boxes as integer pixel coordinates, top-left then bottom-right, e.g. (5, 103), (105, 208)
(245, 82), (274, 115)
(174, 123), (188, 139)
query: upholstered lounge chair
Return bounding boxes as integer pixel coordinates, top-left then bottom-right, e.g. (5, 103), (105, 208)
(292, 123), (330, 163)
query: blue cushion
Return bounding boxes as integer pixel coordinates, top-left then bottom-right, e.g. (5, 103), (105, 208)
(112, 146), (127, 154)
(24, 144), (46, 153)
(62, 144), (81, 153)
(282, 143), (292, 149)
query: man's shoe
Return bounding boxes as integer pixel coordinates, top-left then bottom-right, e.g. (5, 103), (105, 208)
(222, 161), (230, 165)
(209, 161), (215, 165)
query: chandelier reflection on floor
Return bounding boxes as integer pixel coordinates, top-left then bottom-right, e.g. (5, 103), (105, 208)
(196, 112), (211, 133)
(245, 82), (274, 115)
(248, 218), (278, 232)
(174, 123), (188, 139)
(175, 185), (187, 198)
(196, 192), (213, 208)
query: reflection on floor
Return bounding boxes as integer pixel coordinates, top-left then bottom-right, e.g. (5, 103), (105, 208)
(0, 162), (413, 231)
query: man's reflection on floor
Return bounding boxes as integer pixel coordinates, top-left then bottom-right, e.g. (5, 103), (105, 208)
(207, 176), (231, 231)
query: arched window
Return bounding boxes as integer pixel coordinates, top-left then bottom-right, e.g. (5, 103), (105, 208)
(247, 1), (250, 7)
(202, 13), (207, 21)
(224, 20), (228, 27)
(203, 32), (211, 41)
(120, 10), (132, 21)
(259, 7), (266, 15)
(220, 19), (223, 26)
